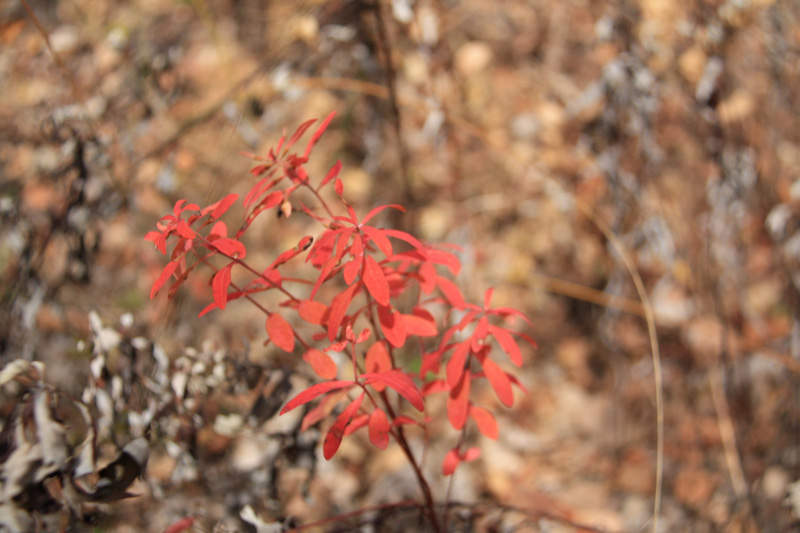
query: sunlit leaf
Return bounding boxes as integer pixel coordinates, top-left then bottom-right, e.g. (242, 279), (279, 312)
(360, 370), (424, 411)
(303, 349), (337, 379)
(266, 313), (295, 353)
(323, 392), (364, 460)
(368, 409), (390, 449)
(280, 380), (355, 415)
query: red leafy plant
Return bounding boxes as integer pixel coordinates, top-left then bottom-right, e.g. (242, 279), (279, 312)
(146, 113), (535, 531)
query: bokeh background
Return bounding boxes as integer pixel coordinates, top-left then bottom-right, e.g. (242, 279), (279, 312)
(2, 0), (800, 531)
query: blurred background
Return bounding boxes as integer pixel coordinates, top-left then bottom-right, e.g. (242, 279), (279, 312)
(1, 0), (800, 531)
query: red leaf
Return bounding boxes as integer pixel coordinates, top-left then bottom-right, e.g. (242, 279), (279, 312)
(361, 204), (405, 225)
(469, 406), (498, 440)
(299, 300), (328, 325)
(309, 256), (337, 300)
(419, 262), (436, 294)
(323, 392), (364, 460)
(446, 342), (470, 388)
(365, 341), (392, 392)
(483, 288), (494, 309)
(360, 370), (424, 412)
(442, 446), (481, 476)
(361, 226), (393, 259)
(368, 409), (390, 449)
(442, 448), (460, 476)
(212, 263), (232, 310)
(281, 380), (355, 415)
(303, 349), (337, 379)
(304, 111), (336, 158)
(422, 379), (448, 396)
(482, 357), (513, 407)
(378, 305), (407, 348)
(420, 352), (442, 378)
(471, 316), (489, 351)
(327, 283), (359, 342)
(402, 308), (437, 337)
(209, 221), (228, 239)
(436, 276), (465, 308)
(175, 220), (196, 239)
(392, 416), (421, 426)
(198, 302), (218, 317)
(447, 373), (470, 430)
(301, 391), (346, 431)
(256, 190), (283, 210)
(488, 324), (523, 366)
(343, 236), (363, 285)
(344, 413), (369, 435)
(151, 261), (179, 298)
(164, 517), (195, 533)
(426, 248), (461, 275)
(381, 229), (425, 251)
(286, 118), (317, 151)
(320, 160), (342, 189)
(363, 255), (390, 306)
(266, 313), (295, 353)
(207, 193), (238, 219)
(334, 177), (344, 197)
(145, 231), (167, 254)
(462, 447), (481, 462)
(488, 307), (532, 324)
(212, 238), (247, 259)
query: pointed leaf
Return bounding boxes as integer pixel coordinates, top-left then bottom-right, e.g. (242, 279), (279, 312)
(286, 118), (317, 151)
(212, 264), (233, 310)
(381, 229), (425, 251)
(323, 392), (364, 460)
(426, 248), (461, 275)
(488, 325), (523, 366)
(319, 160), (342, 189)
(365, 341), (392, 392)
(151, 261), (179, 298)
(304, 111), (336, 158)
(206, 193), (238, 219)
(301, 390), (347, 431)
(327, 283), (359, 342)
(378, 305), (407, 348)
(402, 308), (437, 337)
(368, 409), (390, 449)
(469, 406), (498, 440)
(363, 255), (390, 306)
(360, 370), (424, 411)
(447, 373), (470, 430)
(436, 276), (465, 308)
(483, 288), (494, 309)
(145, 231), (167, 254)
(303, 349), (337, 379)
(361, 204), (405, 225)
(482, 357), (513, 407)
(175, 220), (196, 239)
(281, 380), (355, 415)
(344, 413), (370, 435)
(361, 226), (393, 259)
(446, 342), (470, 388)
(343, 236), (363, 285)
(266, 313), (295, 353)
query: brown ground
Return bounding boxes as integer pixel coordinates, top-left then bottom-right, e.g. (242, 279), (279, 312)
(2, 0), (800, 531)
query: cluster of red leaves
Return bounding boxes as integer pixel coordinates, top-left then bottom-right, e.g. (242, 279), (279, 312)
(146, 113), (535, 475)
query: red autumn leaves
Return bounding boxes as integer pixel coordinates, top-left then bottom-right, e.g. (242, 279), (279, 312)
(146, 112), (535, 477)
